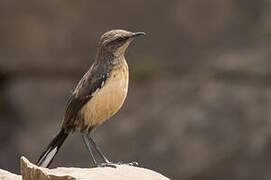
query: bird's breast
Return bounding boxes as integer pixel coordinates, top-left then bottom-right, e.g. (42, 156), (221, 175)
(80, 62), (129, 128)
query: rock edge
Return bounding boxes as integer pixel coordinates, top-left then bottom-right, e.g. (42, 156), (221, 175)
(0, 156), (171, 180)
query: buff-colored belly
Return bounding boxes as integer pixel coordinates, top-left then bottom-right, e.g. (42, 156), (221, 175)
(80, 65), (129, 127)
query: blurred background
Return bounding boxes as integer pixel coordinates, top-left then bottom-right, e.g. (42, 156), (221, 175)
(1, 0), (271, 179)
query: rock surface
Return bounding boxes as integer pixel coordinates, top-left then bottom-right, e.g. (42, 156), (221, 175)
(0, 169), (21, 180)
(19, 156), (170, 180)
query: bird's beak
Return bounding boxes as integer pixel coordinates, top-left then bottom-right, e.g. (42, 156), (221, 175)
(131, 32), (146, 37)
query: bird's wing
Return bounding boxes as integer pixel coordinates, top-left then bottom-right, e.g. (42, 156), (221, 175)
(62, 67), (109, 131)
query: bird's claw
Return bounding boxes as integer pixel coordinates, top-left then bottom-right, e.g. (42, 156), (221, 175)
(95, 162), (117, 168)
(94, 161), (139, 168)
(117, 161), (139, 167)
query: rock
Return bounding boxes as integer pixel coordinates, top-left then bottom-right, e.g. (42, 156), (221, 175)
(20, 156), (170, 180)
(0, 169), (21, 180)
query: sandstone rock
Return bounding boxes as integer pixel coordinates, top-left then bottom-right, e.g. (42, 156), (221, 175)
(20, 156), (170, 180)
(0, 169), (21, 180)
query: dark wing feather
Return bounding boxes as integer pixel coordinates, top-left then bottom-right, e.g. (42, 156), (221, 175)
(62, 67), (109, 131)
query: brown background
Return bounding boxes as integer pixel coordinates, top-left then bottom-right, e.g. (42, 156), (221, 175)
(1, 1), (271, 179)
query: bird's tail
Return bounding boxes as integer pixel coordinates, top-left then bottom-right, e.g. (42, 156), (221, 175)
(37, 128), (69, 168)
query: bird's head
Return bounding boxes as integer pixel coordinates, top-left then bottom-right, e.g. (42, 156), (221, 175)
(98, 29), (145, 57)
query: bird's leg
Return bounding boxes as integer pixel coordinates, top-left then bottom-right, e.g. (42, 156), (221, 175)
(87, 135), (109, 163)
(87, 135), (138, 167)
(87, 134), (116, 168)
(82, 134), (97, 166)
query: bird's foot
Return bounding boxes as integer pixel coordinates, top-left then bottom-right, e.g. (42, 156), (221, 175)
(94, 161), (139, 168)
(95, 162), (117, 168)
(116, 161), (139, 167)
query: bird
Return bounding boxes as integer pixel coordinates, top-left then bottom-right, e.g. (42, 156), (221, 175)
(37, 29), (145, 168)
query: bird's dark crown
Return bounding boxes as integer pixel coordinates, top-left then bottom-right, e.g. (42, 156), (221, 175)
(99, 30), (132, 45)
(97, 29), (145, 56)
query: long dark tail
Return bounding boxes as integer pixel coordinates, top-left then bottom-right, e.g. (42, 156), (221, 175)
(37, 128), (69, 168)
